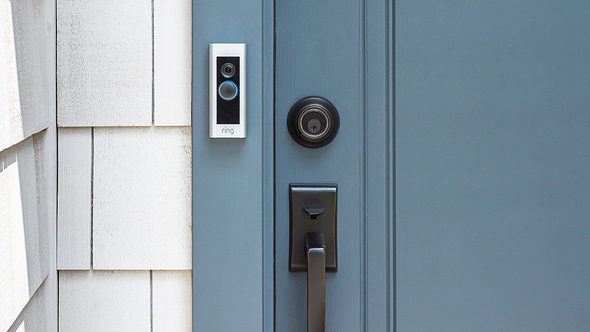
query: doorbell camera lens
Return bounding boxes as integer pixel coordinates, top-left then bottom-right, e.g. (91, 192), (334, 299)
(221, 63), (235, 78)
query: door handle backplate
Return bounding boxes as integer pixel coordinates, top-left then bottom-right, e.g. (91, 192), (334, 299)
(289, 184), (337, 332)
(289, 184), (338, 272)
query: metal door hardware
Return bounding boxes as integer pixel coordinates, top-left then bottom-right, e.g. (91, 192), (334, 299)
(289, 184), (337, 332)
(287, 96), (340, 148)
(306, 232), (326, 332)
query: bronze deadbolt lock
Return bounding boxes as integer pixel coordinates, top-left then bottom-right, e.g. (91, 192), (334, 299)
(287, 96), (340, 148)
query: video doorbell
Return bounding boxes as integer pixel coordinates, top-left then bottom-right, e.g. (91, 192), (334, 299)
(209, 43), (246, 138)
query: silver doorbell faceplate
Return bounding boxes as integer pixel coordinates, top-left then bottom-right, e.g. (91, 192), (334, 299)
(209, 43), (246, 138)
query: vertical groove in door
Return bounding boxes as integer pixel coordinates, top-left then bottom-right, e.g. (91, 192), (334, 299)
(262, 0), (276, 330)
(271, 0), (277, 330)
(389, 1), (395, 330)
(365, 0), (394, 329)
(389, 0), (395, 330)
(359, 0), (368, 330)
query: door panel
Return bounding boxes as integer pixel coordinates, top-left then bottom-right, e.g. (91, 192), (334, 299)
(397, 1), (590, 330)
(192, 0), (392, 330)
(275, 0), (363, 330)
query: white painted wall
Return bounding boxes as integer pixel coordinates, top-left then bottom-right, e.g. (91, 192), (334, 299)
(56, 0), (193, 330)
(1, 0), (57, 330)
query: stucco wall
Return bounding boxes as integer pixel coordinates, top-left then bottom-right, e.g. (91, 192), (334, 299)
(55, 0), (193, 331)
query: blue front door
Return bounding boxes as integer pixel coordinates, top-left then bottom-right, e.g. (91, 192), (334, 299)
(193, 0), (589, 331)
(396, 1), (590, 330)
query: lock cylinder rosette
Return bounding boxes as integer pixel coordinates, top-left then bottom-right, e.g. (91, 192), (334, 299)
(287, 96), (340, 148)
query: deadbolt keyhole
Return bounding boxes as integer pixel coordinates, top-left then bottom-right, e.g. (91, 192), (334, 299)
(287, 96), (340, 149)
(298, 108), (330, 141)
(308, 119), (321, 134)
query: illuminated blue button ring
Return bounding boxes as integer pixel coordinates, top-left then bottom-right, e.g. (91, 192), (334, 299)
(218, 81), (238, 101)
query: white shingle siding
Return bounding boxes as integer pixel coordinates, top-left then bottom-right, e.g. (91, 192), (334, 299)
(58, 271), (151, 332)
(0, 0), (53, 152)
(58, 270), (192, 332)
(57, 0), (152, 127)
(57, 128), (92, 270)
(3, 0), (193, 329)
(92, 127), (192, 270)
(1, 0), (57, 330)
(154, 0), (193, 126)
(0, 135), (52, 332)
(153, 271), (193, 332)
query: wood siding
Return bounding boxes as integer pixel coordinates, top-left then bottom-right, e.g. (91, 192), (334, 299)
(93, 127), (192, 270)
(58, 271), (151, 331)
(55, 0), (193, 329)
(154, 0), (192, 126)
(0, 0), (53, 152)
(56, 0), (152, 127)
(57, 128), (92, 270)
(2, 0), (193, 329)
(1, 0), (57, 330)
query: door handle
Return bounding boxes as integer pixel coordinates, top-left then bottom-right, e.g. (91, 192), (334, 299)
(289, 184), (337, 332)
(306, 232), (326, 332)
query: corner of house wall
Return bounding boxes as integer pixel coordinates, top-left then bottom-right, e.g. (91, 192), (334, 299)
(1, 0), (58, 330)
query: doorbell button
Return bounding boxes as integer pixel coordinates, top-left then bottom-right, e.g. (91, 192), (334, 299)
(287, 96), (340, 148)
(219, 81), (238, 100)
(209, 43), (246, 138)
